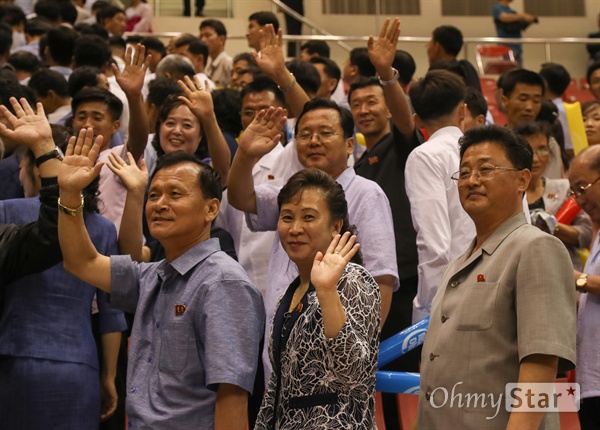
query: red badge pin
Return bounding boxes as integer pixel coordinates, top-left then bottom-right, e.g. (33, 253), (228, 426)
(368, 156), (379, 165)
(477, 274), (486, 282)
(268, 174), (275, 180)
(175, 304), (186, 316)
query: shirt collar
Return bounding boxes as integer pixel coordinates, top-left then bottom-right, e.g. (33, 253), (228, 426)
(428, 125), (463, 141)
(157, 237), (221, 279)
(335, 166), (356, 191)
(480, 212), (528, 255)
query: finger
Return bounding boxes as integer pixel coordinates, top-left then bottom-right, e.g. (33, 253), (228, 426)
(367, 35), (374, 51)
(74, 128), (87, 155)
(0, 104), (16, 125)
(334, 232), (352, 254)
(111, 62), (120, 78)
(124, 45), (132, 65)
(0, 122), (12, 138)
(277, 27), (283, 47)
(87, 135), (104, 163)
(131, 44), (140, 66)
(177, 78), (192, 96)
(177, 95), (193, 110)
(92, 161), (105, 178)
(379, 17), (390, 39)
(313, 250), (324, 265)
(204, 80), (210, 91)
(339, 232), (357, 255)
(143, 53), (151, 71)
(344, 243), (360, 263)
(10, 97), (25, 118)
(139, 158), (148, 174)
(325, 233), (340, 255)
(65, 135), (76, 156)
(35, 102), (46, 117)
(79, 127), (96, 157)
(126, 152), (136, 166)
(20, 97), (35, 116)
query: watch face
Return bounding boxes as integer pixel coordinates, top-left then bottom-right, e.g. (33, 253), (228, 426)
(56, 146), (65, 160)
(577, 277), (587, 287)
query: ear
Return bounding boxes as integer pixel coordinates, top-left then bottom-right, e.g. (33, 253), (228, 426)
(204, 198), (220, 223)
(457, 103), (466, 124)
(345, 135), (354, 156)
(517, 168), (532, 193)
(332, 218), (343, 236)
(476, 114), (486, 126)
(501, 94), (508, 112)
(327, 78), (338, 94)
(111, 119), (121, 136)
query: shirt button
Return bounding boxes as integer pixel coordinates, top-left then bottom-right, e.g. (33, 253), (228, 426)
(425, 391), (431, 401)
(130, 387), (137, 393)
(450, 280), (459, 288)
(441, 315), (449, 323)
(429, 352), (439, 361)
(147, 356), (152, 363)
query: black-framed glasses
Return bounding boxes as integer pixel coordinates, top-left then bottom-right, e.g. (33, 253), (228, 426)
(568, 176), (600, 201)
(451, 164), (522, 182)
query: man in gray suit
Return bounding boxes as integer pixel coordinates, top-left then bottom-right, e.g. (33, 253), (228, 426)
(417, 125), (576, 429)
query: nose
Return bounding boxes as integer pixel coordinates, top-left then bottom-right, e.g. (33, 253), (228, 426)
(289, 219), (303, 235)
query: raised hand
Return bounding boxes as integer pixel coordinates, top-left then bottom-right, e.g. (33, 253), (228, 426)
(238, 107), (287, 159)
(58, 128), (104, 194)
(367, 17), (401, 76)
(113, 43), (150, 96)
(253, 24), (288, 79)
(0, 97), (52, 149)
(311, 232), (360, 293)
(106, 151), (148, 194)
(178, 75), (215, 123)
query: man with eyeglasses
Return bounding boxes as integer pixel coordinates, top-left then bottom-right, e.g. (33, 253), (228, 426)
(418, 125), (575, 429)
(568, 145), (600, 429)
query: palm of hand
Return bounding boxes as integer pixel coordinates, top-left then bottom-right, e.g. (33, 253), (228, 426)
(239, 120), (279, 157)
(311, 253), (345, 292)
(187, 91), (214, 120)
(58, 155), (98, 192)
(369, 40), (394, 70)
(10, 115), (52, 143)
(117, 65), (144, 93)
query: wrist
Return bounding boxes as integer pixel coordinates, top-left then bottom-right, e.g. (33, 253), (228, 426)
(31, 139), (58, 158)
(377, 67), (395, 82)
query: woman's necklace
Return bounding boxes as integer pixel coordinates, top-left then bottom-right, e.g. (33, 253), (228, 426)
(288, 282), (309, 313)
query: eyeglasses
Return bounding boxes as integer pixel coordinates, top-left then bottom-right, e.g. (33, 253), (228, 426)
(296, 130), (340, 143)
(533, 147), (550, 157)
(451, 164), (522, 182)
(568, 176), (600, 201)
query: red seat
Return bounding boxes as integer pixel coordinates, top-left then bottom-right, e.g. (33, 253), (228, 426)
(580, 77), (589, 90)
(375, 392), (387, 430)
(476, 45), (518, 76)
(397, 394), (419, 429)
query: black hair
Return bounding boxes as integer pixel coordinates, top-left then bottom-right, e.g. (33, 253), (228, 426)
(300, 40), (330, 58)
(47, 27), (77, 67)
(295, 98), (354, 139)
(0, 22), (11, 57)
(142, 36), (166, 57)
(582, 100), (600, 116)
(96, 6), (125, 24)
(173, 33), (197, 49)
(109, 35), (126, 50)
(349, 47), (375, 78)
(67, 66), (102, 97)
(285, 59), (320, 97)
(500, 68), (545, 98)
(73, 22), (109, 39)
(152, 150), (222, 201)
(465, 87), (488, 119)
(513, 121), (552, 141)
(347, 76), (382, 105)
(432, 25), (463, 57)
(187, 39), (208, 60)
(1, 4), (26, 27)
(587, 62), (600, 86)
(71, 87), (123, 121)
(147, 78), (184, 107)
(24, 17), (52, 37)
(59, 1), (77, 25)
(212, 88), (242, 136)
(429, 60), (466, 82)
(309, 57), (341, 81)
(459, 125), (533, 170)
(8, 51), (41, 74)
(539, 62), (571, 96)
(200, 18), (227, 37)
(248, 11), (279, 32)
(393, 50), (416, 87)
(409, 69), (466, 121)
(277, 168), (362, 265)
(240, 75), (285, 108)
(28, 68), (69, 98)
(91, 1), (109, 13)
(73, 35), (111, 68)
(34, 1), (60, 23)
(233, 52), (257, 67)
(0, 78), (36, 113)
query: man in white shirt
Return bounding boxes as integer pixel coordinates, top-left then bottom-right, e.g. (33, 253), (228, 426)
(405, 69), (476, 323)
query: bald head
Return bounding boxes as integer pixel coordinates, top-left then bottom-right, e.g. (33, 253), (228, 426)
(569, 145), (600, 223)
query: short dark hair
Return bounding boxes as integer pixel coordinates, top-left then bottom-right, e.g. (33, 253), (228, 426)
(0, 78), (36, 113)
(248, 11), (279, 32)
(0, 23), (11, 57)
(173, 33), (197, 49)
(349, 47), (375, 78)
(347, 77), (382, 105)
(393, 50), (416, 87)
(514, 121), (551, 140)
(212, 88), (242, 136)
(233, 52), (257, 67)
(240, 75), (285, 108)
(539, 62), (571, 96)
(91, 1), (109, 13)
(97, 6), (125, 25)
(409, 69), (466, 121)
(73, 35), (111, 68)
(68, 66), (102, 97)
(300, 40), (330, 58)
(187, 39), (208, 60)
(73, 22), (109, 39)
(286, 59), (320, 97)
(24, 17), (52, 37)
(432, 25), (463, 57)
(109, 35), (126, 50)
(71, 87), (123, 121)
(500, 69), (545, 98)
(147, 78), (183, 107)
(309, 57), (340, 81)
(429, 60), (466, 81)
(200, 19), (227, 37)
(34, 1), (60, 22)
(586, 62), (600, 85)
(459, 125), (533, 171)
(0, 4), (26, 27)
(152, 151), (222, 201)
(142, 37), (166, 57)
(582, 100), (600, 116)
(277, 168), (362, 265)
(28, 69), (69, 98)
(59, 1), (78, 25)
(8, 51), (41, 74)
(47, 27), (77, 67)
(295, 98), (354, 139)
(465, 87), (488, 119)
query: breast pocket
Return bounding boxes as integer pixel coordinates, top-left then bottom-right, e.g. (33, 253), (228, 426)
(158, 322), (193, 375)
(455, 282), (500, 331)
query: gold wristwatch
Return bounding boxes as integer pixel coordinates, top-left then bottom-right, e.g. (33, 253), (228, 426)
(576, 273), (589, 293)
(58, 196), (84, 217)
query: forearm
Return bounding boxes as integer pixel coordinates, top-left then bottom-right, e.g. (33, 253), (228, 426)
(374, 275), (394, 326)
(202, 114), (231, 185)
(271, 70), (310, 119)
(553, 223), (580, 247)
(214, 383), (248, 430)
(35, 137), (62, 178)
(227, 150), (258, 213)
(100, 331), (121, 381)
(317, 290), (347, 338)
(59, 189), (112, 292)
(506, 354), (559, 430)
(124, 93), (148, 161)
(118, 188), (146, 261)
(499, 12), (530, 22)
(377, 66), (414, 140)
(575, 271), (600, 296)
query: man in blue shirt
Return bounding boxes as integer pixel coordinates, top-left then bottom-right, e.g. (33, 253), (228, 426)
(58, 138), (264, 429)
(493, 0), (538, 66)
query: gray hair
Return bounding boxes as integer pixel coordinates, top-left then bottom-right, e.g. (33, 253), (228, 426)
(155, 54), (195, 81)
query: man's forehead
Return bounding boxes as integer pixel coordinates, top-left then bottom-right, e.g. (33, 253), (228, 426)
(74, 101), (111, 116)
(350, 85), (384, 102)
(151, 162), (201, 185)
(242, 90), (278, 107)
(298, 108), (341, 128)
(511, 83), (543, 96)
(461, 141), (508, 164)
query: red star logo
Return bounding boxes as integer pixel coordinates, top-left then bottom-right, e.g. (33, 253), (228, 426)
(566, 386), (576, 396)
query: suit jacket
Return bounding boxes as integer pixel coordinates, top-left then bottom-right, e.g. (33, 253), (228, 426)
(418, 213), (576, 430)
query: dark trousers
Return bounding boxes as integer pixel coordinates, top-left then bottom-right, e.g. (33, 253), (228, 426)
(579, 396), (600, 430)
(183, 0), (204, 16)
(282, 0), (303, 57)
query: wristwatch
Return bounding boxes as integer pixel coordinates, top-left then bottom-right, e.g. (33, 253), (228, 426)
(576, 273), (588, 293)
(34, 146), (64, 167)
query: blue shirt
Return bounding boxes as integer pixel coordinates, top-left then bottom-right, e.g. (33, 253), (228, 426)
(493, 3), (520, 38)
(110, 238), (265, 429)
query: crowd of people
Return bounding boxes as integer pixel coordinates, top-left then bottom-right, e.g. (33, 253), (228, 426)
(0, 1), (599, 429)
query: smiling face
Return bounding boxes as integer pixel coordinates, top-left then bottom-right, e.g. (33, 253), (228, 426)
(278, 187), (342, 274)
(146, 162), (217, 258)
(295, 108), (353, 178)
(349, 85), (391, 142)
(502, 83), (543, 128)
(569, 151), (600, 224)
(159, 104), (202, 155)
(72, 101), (120, 152)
